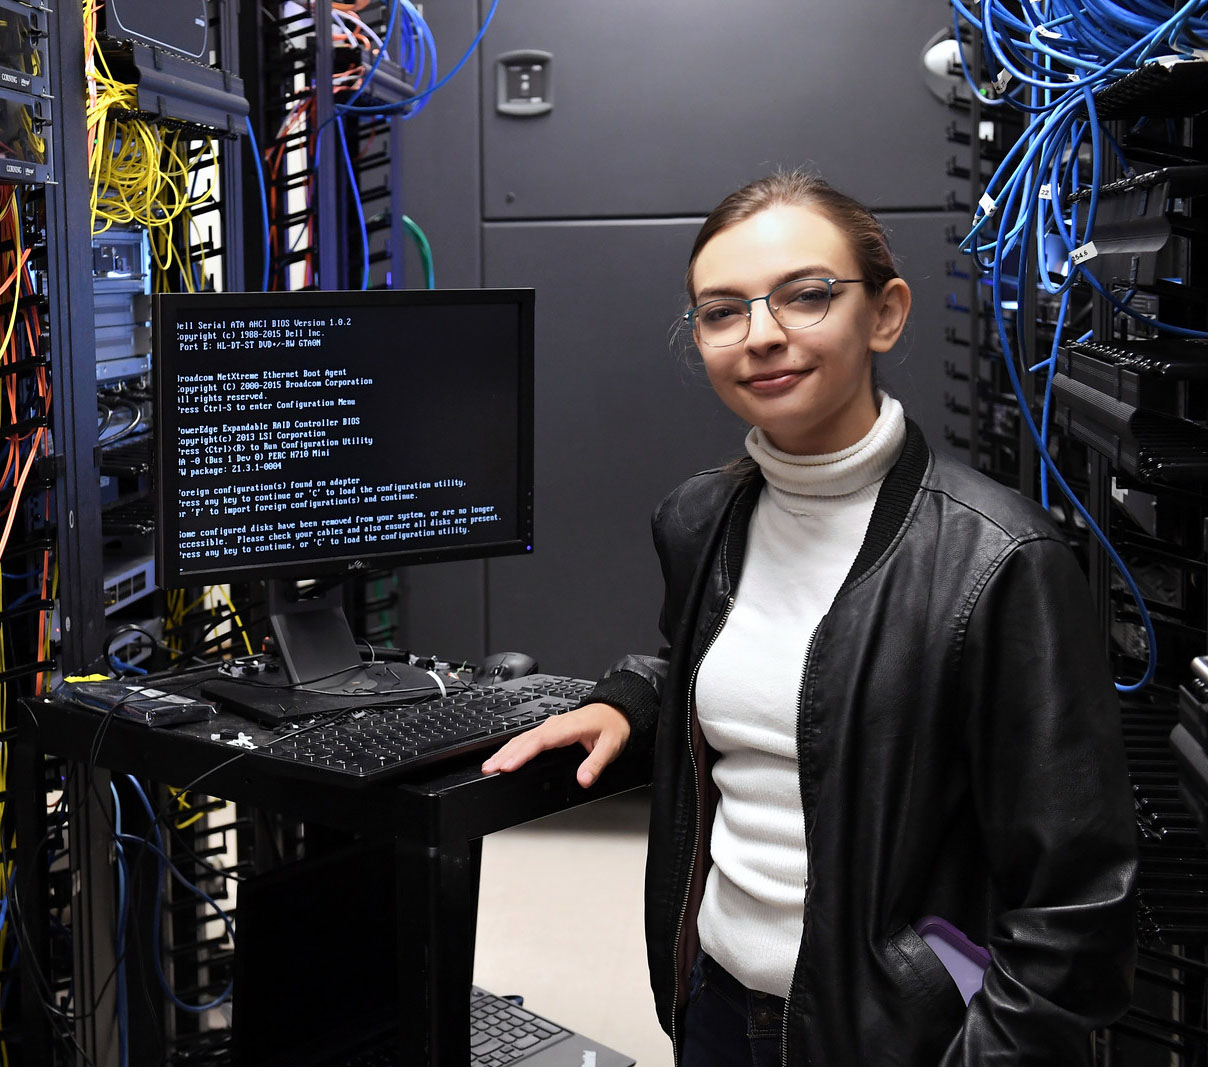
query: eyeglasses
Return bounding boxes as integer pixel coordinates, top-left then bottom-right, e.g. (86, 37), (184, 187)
(684, 277), (864, 348)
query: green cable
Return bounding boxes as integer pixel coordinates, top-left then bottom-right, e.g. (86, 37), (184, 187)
(402, 214), (435, 289)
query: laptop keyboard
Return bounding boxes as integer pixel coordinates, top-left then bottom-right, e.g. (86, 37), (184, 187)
(259, 674), (594, 784)
(327, 987), (574, 1066)
(470, 987), (573, 1066)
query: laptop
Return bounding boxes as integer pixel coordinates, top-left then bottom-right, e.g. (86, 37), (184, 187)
(231, 841), (635, 1067)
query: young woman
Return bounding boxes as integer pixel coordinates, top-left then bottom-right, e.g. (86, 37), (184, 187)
(482, 172), (1137, 1066)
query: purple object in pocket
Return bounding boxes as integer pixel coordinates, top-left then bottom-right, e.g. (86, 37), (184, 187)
(912, 916), (991, 1006)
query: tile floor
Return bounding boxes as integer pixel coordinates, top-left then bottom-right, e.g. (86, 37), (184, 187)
(472, 788), (673, 1067)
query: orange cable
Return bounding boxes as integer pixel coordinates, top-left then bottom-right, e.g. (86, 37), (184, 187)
(0, 427), (44, 559)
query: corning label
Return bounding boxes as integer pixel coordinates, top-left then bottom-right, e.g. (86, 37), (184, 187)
(1070, 241), (1098, 264)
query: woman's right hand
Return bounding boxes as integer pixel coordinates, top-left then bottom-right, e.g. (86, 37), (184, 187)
(480, 702), (631, 788)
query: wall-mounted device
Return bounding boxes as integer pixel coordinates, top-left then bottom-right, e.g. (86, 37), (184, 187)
(496, 49), (552, 117)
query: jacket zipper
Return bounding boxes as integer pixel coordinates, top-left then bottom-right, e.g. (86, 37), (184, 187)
(670, 593), (734, 1067)
(782, 621), (820, 1067)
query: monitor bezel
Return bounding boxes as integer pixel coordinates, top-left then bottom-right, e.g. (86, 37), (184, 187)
(152, 287), (535, 588)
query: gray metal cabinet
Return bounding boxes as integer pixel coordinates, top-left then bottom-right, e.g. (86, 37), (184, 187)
(478, 0), (953, 219)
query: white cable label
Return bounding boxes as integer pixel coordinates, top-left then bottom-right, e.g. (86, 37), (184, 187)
(993, 69), (1012, 93)
(1036, 25), (1063, 39)
(978, 193), (997, 217)
(1038, 183), (1052, 200)
(1070, 241), (1098, 264)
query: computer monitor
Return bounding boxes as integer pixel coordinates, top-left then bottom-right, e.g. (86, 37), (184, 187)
(152, 287), (534, 702)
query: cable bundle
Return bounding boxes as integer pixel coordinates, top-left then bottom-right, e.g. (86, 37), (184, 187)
(0, 188), (53, 688)
(85, 0), (219, 292)
(951, 1), (1208, 691)
(250, 0), (472, 290)
(325, 0), (493, 287)
(957, 0), (1208, 96)
(330, 0), (437, 111)
(0, 183), (54, 1066)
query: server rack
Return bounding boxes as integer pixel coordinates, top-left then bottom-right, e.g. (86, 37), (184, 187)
(944, 16), (1208, 1063)
(2, 1), (255, 1062)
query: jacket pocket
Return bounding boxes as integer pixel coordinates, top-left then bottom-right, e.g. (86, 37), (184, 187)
(850, 923), (971, 1063)
(884, 923), (966, 1024)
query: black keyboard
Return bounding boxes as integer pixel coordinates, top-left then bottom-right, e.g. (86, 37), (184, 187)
(470, 986), (573, 1067)
(257, 674), (594, 784)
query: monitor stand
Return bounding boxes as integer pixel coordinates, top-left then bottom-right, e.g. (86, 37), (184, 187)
(267, 579), (382, 692)
(199, 580), (441, 723)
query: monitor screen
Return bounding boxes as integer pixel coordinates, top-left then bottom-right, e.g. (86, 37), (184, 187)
(152, 288), (535, 589)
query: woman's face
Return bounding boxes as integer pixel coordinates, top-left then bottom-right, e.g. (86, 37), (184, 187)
(689, 203), (909, 455)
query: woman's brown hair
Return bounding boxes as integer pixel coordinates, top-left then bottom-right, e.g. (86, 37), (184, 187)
(685, 171), (899, 304)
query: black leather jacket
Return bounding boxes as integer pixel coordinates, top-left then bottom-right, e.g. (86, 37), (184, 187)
(590, 421), (1137, 1066)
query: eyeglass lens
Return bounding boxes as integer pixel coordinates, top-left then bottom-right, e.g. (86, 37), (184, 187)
(694, 278), (836, 347)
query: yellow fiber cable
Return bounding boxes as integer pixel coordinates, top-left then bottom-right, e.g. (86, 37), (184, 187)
(167, 786), (218, 830)
(86, 61), (219, 289)
(214, 586), (255, 657)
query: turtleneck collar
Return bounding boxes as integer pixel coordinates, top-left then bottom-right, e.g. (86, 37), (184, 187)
(743, 393), (907, 511)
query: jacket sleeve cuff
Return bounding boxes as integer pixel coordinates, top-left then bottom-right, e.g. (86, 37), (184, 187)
(581, 667), (660, 741)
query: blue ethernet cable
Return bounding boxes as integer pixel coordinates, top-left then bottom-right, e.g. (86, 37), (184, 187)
(335, 0), (401, 112)
(108, 656), (147, 676)
(335, 0), (499, 118)
(988, 213), (1158, 691)
(243, 120), (271, 292)
(336, 115), (370, 290)
(396, 0), (439, 115)
(123, 776), (235, 1013)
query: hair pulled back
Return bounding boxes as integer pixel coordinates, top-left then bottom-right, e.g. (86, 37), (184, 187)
(685, 171), (899, 304)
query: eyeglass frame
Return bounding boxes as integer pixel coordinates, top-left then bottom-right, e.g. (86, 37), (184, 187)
(683, 276), (866, 348)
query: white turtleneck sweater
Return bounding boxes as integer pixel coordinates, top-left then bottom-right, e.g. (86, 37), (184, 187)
(695, 395), (907, 996)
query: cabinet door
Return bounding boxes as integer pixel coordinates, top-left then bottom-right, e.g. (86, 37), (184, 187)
(482, 219), (741, 678)
(479, 0), (953, 220)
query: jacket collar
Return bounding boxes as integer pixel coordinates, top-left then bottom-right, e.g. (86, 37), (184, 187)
(841, 417), (930, 594)
(717, 419), (931, 595)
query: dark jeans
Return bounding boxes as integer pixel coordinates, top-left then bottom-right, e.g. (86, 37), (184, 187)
(680, 953), (785, 1067)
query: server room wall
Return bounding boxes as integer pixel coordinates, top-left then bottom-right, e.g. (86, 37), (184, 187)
(401, 0), (958, 679)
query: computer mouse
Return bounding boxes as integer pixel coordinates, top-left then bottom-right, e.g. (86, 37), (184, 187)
(472, 652), (538, 685)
